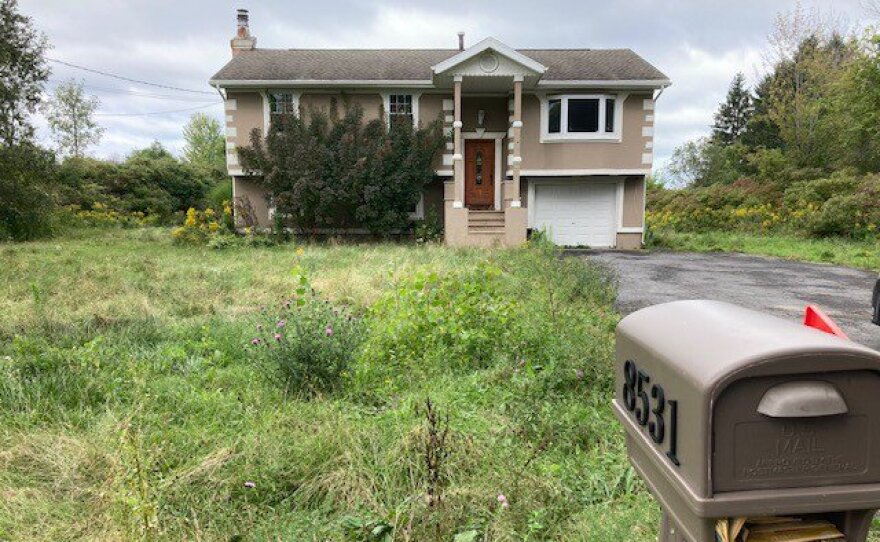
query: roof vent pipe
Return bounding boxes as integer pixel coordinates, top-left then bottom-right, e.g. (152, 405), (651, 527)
(457, 31), (465, 51)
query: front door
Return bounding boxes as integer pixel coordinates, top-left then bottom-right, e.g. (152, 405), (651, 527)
(465, 139), (495, 209)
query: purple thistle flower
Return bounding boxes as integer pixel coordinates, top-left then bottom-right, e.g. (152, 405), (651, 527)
(274, 333), (282, 341)
(244, 481), (256, 489)
(324, 325), (334, 337)
(250, 338), (261, 346)
(276, 319), (286, 328)
(497, 494), (509, 508)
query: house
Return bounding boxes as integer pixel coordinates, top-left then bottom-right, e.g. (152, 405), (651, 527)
(210, 9), (670, 248)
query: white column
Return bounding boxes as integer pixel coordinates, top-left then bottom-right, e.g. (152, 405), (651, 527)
(453, 75), (464, 208)
(510, 76), (523, 207)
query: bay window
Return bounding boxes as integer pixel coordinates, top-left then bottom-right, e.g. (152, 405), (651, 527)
(543, 94), (620, 141)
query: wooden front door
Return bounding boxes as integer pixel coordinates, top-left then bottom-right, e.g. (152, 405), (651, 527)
(465, 139), (495, 208)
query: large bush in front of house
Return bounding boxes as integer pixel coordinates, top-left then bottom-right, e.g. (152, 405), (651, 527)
(238, 99), (445, 235)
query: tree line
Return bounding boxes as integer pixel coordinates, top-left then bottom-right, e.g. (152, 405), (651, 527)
(649, 7), (880, 242)
(664, 7), (880, 187)
(0, 0), (228, 241)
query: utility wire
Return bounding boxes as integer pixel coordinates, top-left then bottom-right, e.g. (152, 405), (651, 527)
(94, 102), (220, 117)
(48, 57), (216, 95)
(48, 81), (220, 103)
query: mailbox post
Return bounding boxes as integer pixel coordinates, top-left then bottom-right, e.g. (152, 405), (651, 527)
(614, 300), (880, 542)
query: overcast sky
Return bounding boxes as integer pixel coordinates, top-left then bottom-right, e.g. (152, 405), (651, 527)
(21, 0), (875, 169)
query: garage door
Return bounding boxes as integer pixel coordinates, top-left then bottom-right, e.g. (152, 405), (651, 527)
(533, 182), (616, 247)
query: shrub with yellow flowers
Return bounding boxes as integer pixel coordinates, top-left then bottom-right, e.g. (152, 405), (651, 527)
(171, 207), (226, 245)
(61, 202), (159, 229)
(647, 172), (880, 240)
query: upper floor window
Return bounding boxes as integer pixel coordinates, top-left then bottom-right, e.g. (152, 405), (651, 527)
(544, 94), (619, 141)
(269, 92), (296, 116)
(388, 94), (413, 125)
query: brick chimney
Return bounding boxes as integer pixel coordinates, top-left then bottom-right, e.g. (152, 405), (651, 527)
(230, 9), (256, 56)
(457, 31), (465, 51)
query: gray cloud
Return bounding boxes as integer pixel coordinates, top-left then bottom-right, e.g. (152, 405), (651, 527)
(21, 0), (870, 166)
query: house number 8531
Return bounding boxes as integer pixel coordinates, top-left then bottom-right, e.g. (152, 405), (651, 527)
(622, 359), (680, 467)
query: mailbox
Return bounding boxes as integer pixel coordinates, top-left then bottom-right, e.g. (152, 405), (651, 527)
(614, 300), (880, 542)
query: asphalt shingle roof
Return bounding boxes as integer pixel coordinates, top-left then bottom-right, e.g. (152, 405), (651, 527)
(210, 48), (668, 82)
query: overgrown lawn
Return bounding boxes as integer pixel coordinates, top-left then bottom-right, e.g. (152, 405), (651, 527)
(650, 230), (880, 272)
(0, 229), (658, 541)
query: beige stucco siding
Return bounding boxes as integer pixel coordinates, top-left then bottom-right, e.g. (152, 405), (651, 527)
(419, 94), (447, 128)
(519, 93), (653, 172)
(225, 91), (264, 171)
(622, 177), (645, 228)
(299, 92), (383, 121)
(234, 177), (271, 228)
(460, 96), (508, 132)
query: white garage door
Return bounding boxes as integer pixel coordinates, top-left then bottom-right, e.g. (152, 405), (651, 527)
(533, 182), (617, 247)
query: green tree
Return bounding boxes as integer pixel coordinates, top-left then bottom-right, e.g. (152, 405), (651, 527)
(0, 0), (50, 145)
(741, 75), (784, 150)
(0, 143), (56, 240)
(43, 79), (103, 157)
(182, 112), (225, 173)
(764, 34), (854, 169)
(832, 31), (880, 172)
(666, 138), (748, 187)
(712, 72), (753, 146)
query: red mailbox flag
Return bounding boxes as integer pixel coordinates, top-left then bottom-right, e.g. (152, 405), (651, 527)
(803, 304), (849, 339)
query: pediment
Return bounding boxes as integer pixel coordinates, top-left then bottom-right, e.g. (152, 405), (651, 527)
(432, 37), (546, 82)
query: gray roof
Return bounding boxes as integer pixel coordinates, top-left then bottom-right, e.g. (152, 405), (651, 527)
(210, 48), (668, 83)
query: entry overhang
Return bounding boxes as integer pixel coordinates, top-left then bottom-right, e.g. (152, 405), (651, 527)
(431, 37), (546, 89)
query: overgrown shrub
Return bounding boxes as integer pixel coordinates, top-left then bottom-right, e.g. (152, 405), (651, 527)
(0, 143), (57, 241)
(251, 267), (363, 395)
(57, 203), (159, 229)
(171, 206), (230, 245)
(238, 99), (445, 235)
(413, 208), (443, 244)
(55, 143), (214, 220)
(648, 172), (880, 239)
(207, 179), (233, 210)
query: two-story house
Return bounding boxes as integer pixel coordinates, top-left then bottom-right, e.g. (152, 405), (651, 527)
(210, 9), (670, 248)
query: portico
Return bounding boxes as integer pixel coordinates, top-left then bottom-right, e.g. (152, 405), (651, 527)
(431, 38), (545, 247)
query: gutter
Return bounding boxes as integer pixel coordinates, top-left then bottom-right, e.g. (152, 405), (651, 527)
(209, 79), (435, 89)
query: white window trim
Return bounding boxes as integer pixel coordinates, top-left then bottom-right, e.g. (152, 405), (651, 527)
(380, 92), (422, 128)
(539, 93), (628, 143)
(408, 193), (425, 220)
(261, 90), (301, 134)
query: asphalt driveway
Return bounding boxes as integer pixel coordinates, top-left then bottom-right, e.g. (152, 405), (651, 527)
(584, 250), (880, 351)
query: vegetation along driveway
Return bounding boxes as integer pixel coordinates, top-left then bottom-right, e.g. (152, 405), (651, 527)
(585, 250), (880, 351)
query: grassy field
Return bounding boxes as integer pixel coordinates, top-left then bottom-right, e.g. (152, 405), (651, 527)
(650, 230), (880, 272)
(0, 228), (658, 541)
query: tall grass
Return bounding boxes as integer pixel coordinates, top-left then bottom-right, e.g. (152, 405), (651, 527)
(0, 230), (658, 541)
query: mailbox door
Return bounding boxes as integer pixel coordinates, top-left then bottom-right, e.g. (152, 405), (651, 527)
(713, 370), (880, 492)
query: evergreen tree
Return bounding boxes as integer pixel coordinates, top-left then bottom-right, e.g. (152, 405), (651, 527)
(741, 74), (784, 149)
(44, 79), (103, 157)
(0, 0), (50, 146)
(711, 72), (753, 145)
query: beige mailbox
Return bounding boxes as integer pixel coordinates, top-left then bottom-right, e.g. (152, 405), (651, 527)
(614, 300), (880, 542)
